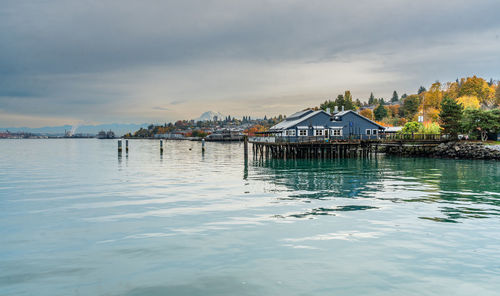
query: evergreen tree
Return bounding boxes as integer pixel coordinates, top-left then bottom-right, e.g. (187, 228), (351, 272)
(402, 95), (420, 118)
(354, 99), (362, 108)
(320, 99), (336, 111)
(334, 95), (345, 110)
(418, 86), (427, 94)
(379, 98), (385, 105)
(374, 104), (388, 120)
(401, 93), (407, 99)
(462, 108), (500, 141)
(391, 91), (399, 102)
(368, 92), (375, 105)
(342, 90), (355, 110)
(439, 97), (463, 137)
(496, 84), (500, 105)
(488, 78), (494, 86)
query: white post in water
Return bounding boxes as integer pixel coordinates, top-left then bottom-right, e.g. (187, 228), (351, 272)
(125, 140), (129, 153)
(202, 138), (205, 152)
(118, 139), (122, 153)
(160, 140), (164, 154)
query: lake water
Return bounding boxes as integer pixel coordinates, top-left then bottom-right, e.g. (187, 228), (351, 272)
(1, 139), (500, 295)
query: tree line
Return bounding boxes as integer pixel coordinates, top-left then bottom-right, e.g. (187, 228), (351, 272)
(318, 76), (500, 140)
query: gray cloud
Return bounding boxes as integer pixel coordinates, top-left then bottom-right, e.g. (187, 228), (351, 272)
(1, 0), (500, 126)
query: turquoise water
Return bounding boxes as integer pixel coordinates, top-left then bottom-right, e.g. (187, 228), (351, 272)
(1, 139), (500, 295)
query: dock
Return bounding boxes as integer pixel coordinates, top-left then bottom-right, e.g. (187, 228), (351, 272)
(248, 134), (450, 159)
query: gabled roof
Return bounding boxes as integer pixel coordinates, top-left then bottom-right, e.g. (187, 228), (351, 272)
(287, 109), (314, 120)
(270, 110), (330, 130)
(333, 110), (385, 129)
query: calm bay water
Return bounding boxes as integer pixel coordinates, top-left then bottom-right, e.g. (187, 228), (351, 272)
(1, 139), (500, 295)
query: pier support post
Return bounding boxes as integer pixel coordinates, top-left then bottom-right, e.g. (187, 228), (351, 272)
(202, 138), (206, 152)
(244, 136), (248, 159)
(125, 139), (129, 153)
(118, 139), (122, 153)
(160, 140), (164, 154)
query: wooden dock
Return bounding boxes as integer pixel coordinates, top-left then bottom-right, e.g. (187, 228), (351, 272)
(248, 134), (451, 159)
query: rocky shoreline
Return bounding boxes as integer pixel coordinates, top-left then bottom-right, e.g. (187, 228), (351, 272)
(384, 142), (500, 160)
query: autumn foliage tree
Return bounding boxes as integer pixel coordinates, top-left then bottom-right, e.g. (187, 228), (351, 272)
(458, 76), (495, 106)
(359, 108), (374, 120)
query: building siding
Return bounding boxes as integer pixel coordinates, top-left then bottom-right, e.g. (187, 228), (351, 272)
(272, 110), (384, 140)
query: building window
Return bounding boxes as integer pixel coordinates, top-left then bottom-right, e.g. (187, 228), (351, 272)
(286, 129), (296, 136)
(331, 129), (342, 136)
(366, 129), (372, 135)
(298, 129), (308, 136)
(314, 129), (324, 136)
(372, 129), (378, 135)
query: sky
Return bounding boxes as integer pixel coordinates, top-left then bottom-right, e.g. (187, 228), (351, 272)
(1, 0), (500, 127)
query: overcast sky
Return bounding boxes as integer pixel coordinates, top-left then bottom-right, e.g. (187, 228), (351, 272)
(1, 0), (500, 127)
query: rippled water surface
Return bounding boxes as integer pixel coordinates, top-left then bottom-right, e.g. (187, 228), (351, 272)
(1, 139), (500, 295)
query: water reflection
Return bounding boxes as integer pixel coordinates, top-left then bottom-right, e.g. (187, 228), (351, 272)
(275, 205), (378, 219)
(251, 157), (500, 223)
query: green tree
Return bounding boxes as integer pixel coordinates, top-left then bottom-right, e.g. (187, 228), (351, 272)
(391, 91), (399, 102)
(438, 97), (463, 137)
(368, 92), (375, 105)
(418, 86), (427, 94)
(401, 121), (423, 134)
(354, 99), (362, 109)
(320, 100), (335, 111)
(342, 90), (355, 110)
(374, 104), (388, 120)
(462, 108), (500, 141)
(495, 84), (500, 106)
(402, 95), (421, 119)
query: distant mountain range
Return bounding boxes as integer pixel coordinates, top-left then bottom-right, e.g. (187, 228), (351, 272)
(193, 111), (226, 122)
(1, 123), (148, 136)
(2, 111), (234, 136)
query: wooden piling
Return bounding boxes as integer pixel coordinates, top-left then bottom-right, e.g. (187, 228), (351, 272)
(244, 136), (248, 159)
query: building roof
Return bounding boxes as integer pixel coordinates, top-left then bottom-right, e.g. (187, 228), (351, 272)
(384, 126), (403, 132)
(270, 110), (330, 130)
(287, 109), (314, 120)
(333, 110), (385, 129)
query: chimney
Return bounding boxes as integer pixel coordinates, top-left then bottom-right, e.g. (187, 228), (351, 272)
(334, 106), (338, 113)
(342, 105), (345, 111)
(326, 107), (331, 114)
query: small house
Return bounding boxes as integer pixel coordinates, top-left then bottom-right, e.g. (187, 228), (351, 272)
(269, 109), (385, 140)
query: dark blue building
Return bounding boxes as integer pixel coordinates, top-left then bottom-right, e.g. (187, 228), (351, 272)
(269, 109), (385, 140)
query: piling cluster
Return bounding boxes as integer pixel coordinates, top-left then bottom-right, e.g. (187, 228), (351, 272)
(252, 142), (376, 159)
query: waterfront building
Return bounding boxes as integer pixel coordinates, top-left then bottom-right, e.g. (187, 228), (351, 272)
(269, 108), (385, 140)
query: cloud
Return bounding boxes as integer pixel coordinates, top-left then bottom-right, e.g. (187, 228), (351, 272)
(1, 0), (500, 126)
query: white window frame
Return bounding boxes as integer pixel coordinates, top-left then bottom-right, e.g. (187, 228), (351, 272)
(314, 129), (324, 136)
(298, 129), (308, 136)
(366, 129), (372, 135)
(372, 129), (378, 135)
(331, 128), (342, 136)
(286, 129), (296, 136)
